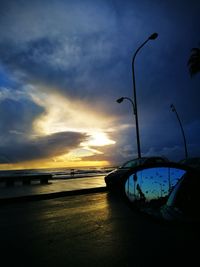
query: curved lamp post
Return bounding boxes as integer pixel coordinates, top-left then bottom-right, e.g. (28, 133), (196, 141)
(117, 33), (158, 158)
(116, 97), (136, 115)
(132, 33), (158, 158)
(170, 104), (188, 159)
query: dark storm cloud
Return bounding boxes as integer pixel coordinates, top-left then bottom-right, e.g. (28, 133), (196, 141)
(0, 93), (88, 163)
(0, 32), (123, 100)
(0, 131), (87, 163)
(0, 97), (45, 137)
(0, 0), (129, 104)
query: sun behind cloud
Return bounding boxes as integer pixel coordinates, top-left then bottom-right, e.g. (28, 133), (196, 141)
(81, 132), (115, 147)
(27, 86), (116, 167)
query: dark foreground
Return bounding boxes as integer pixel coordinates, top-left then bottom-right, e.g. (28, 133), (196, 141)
(0, 192), (199, 267)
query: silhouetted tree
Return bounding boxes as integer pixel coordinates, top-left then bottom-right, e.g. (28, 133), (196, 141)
(188, 46), (200, 76)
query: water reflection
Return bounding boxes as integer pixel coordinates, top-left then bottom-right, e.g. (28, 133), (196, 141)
(125, 167), (186, 203)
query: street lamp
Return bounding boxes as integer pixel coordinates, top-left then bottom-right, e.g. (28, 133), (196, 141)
(131, 32), (158, 158)
(116, 97), (136, 115)
(170, 104), (188, 159)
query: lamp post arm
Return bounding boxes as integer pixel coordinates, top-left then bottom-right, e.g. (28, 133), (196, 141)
(132, 39), (149, 65)
(132, 38), (149, 106)
(171, 104), (188, 159)
(123, 97), (136, 115)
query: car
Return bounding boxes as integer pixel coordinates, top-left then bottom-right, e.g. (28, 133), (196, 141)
(179, 157), (200, 170)
(104, 156), (169, 191)
(124, 162), (200, 223)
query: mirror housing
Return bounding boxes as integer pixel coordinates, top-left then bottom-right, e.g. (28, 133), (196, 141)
(124, 162), (200, 223)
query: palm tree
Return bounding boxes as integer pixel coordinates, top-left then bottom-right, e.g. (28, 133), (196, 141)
(188, 46), (200, 76)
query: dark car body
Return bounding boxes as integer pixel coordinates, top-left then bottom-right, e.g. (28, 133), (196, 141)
(179, 157), (200, 171)
(161, 168), (200, 223)
(104, 156), (169, 191)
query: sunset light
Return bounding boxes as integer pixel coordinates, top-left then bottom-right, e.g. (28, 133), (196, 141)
(30, 87), (115, 136)
(0, 86), (117, 170)
(81, 132), (116, 147)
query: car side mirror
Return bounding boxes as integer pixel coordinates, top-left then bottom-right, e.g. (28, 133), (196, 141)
(124, 165), (189, 221)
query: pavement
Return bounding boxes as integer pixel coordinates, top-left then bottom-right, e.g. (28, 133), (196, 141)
(1, 190), (199, 267)
(0, 175), (107, 204)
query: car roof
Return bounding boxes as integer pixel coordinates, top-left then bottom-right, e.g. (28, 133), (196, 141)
(180, 157), (200, 163)
(124, 156), (168, 162)
(120, 156), (169, 167)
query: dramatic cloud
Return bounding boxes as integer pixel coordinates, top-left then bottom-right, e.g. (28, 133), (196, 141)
(0, 0), (200, 168)
(0, 131), (87, 163)
(0, 90), (44, 137)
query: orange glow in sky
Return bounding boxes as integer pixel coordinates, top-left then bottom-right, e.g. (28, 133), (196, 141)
(0, 87), (116, 170)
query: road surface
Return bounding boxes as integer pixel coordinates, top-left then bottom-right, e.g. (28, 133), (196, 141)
(0, 192), (199, 267)
(0, 176), (106, 200)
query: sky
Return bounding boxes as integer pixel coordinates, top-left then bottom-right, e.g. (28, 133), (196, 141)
(0, 0), (200, 170)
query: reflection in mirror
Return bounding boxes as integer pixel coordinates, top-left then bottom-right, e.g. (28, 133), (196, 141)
(125, 167), (186, 206)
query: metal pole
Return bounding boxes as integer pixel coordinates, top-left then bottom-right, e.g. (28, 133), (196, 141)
(132, 44), (147, 158)
(132, 33), (158, 158)
(170, 104), (188, 159)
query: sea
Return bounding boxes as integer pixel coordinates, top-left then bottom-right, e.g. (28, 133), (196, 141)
(0, 166), (116, 180)
(0, 166), (116, 198)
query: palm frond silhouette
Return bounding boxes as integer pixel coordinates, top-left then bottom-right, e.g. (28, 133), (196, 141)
(188, 46), (200, 76)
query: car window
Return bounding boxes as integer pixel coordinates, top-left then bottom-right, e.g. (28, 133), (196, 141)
(122, 160), (138, 168)
(145, 158), (165, 164)
(139, 158), (147, 164)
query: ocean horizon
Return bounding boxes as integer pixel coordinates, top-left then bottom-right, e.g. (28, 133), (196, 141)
(0, 165), (116, 180)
